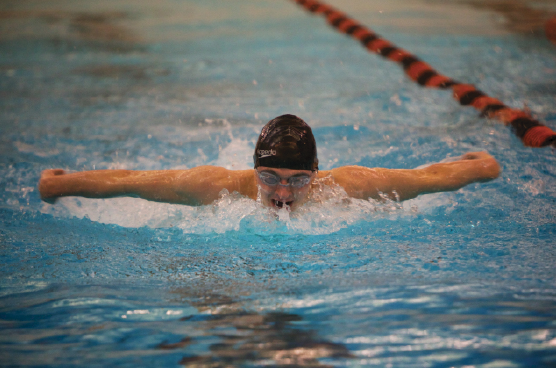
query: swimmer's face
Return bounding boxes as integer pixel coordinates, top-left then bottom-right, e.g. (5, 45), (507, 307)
(255, 167), (316, 211)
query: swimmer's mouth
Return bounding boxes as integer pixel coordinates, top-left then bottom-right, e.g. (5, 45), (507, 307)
(272, 199), (293, 209)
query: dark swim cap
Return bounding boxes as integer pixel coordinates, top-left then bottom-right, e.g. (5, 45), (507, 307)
(253, 114), (318, 171)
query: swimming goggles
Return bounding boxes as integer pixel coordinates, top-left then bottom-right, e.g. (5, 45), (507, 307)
(257, 171), (312, 188)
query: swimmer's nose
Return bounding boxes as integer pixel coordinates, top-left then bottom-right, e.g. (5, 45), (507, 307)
(274, 183), (293, 199)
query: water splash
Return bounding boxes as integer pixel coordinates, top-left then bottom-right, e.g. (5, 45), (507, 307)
(40, 177), (414, 235)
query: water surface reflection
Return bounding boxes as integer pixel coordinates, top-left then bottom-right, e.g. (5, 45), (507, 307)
(163, 291), (353, 367)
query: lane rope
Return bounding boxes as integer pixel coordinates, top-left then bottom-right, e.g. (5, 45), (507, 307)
(292, 0), (556, 148)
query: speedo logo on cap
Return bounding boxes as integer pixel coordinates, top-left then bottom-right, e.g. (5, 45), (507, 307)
(258, 149), (276, 158)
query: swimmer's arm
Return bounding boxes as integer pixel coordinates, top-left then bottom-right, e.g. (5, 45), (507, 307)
(330, 151), (501, 201)
(38, 167), (257, 206)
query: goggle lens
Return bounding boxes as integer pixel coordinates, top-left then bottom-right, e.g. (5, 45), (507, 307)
(258, 172), (311, 188)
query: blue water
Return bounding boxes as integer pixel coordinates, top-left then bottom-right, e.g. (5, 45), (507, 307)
(1, 0), (556, 366)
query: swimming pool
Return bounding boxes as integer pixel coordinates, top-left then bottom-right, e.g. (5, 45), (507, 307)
(1, 0), (556, 366)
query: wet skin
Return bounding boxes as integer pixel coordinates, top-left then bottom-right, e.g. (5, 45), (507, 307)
(38, 152), (501, 209)
(255, 167), (317, 211)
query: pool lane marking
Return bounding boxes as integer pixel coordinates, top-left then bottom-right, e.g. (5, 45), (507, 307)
(292, 0), (556, 148)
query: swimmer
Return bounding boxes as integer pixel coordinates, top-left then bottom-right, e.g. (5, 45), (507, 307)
(39, 114), (500, 211)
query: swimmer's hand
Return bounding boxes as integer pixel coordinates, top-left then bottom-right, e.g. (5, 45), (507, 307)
(39, 169), (67, 204)
(457, 151), (501, 181)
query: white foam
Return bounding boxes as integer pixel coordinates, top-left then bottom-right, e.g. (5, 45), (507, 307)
(41, 175), (444, 235)
(212, 137), (253, 170)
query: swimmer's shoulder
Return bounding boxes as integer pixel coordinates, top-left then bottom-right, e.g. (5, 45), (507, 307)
(225, 168), (258, 200)
(317, 166), (385, 199)
(216, 167), (258, 200)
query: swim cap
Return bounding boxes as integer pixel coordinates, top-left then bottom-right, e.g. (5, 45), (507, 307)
(253, 114), (319, 171)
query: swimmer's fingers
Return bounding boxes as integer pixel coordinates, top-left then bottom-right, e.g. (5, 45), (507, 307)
(439, 151), (491, 164)
(41, 169), (66, 178)
(460, 151), (501, 180)
(39, 169), (66, 204)
(459, 151), (493, 161)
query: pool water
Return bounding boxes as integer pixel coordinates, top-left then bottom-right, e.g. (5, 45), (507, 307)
(1, 0), (556, 366)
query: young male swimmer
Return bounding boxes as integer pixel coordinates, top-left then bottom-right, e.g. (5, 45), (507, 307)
(39, 114), (500, 211)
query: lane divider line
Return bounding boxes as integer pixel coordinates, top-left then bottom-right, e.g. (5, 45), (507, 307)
(292, 0), (556, 148)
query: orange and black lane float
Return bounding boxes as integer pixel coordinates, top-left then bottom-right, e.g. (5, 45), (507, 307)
(293, 0), (556, 148)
